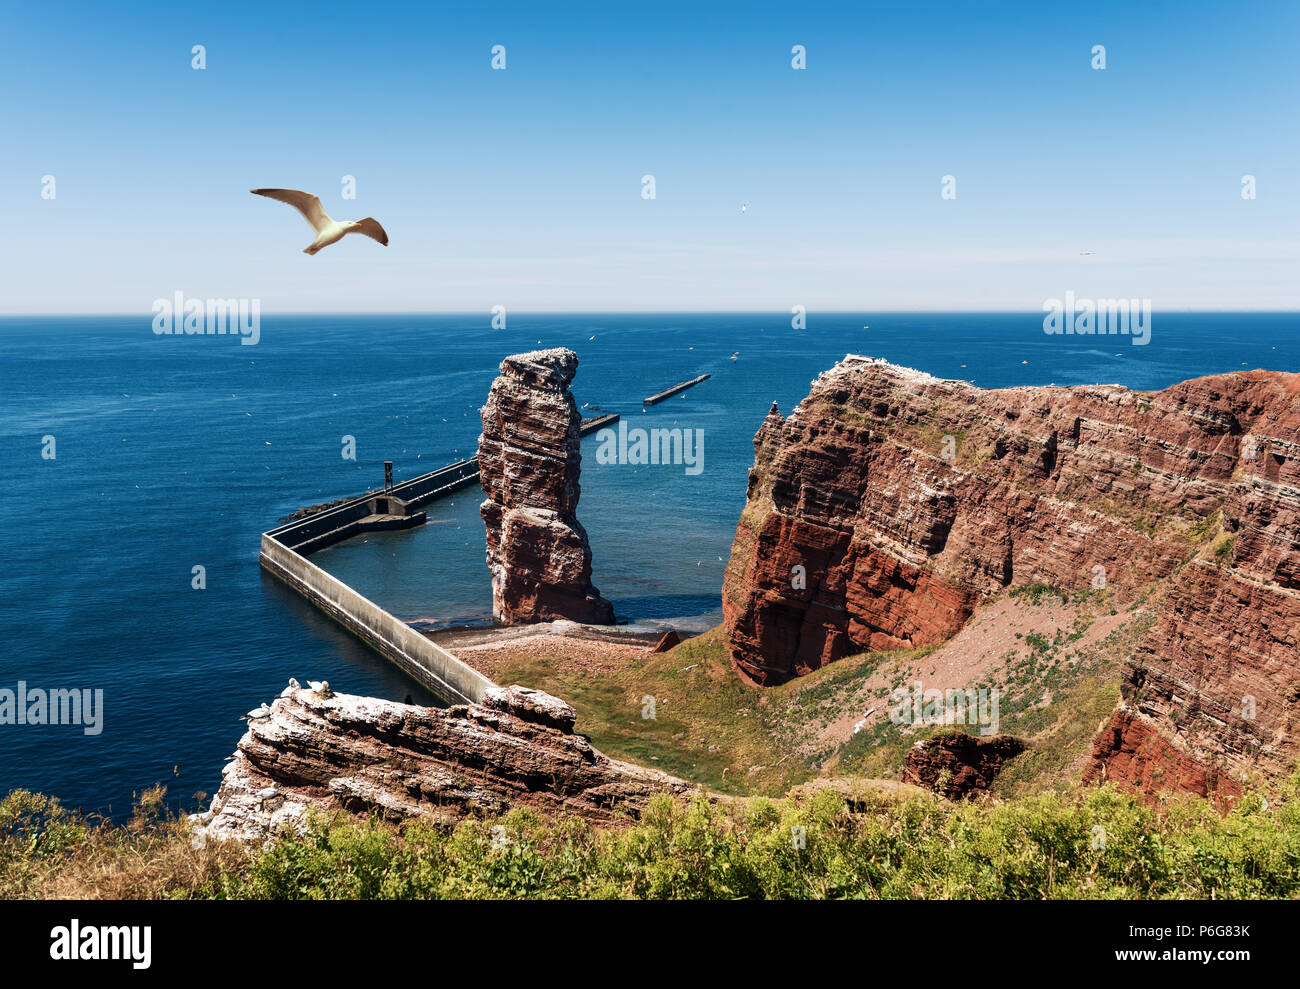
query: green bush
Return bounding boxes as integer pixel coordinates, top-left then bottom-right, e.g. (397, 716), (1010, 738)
(5, 777), (1300, 900)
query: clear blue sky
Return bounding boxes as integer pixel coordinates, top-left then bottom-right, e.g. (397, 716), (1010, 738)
(3, 0), (1297, 312)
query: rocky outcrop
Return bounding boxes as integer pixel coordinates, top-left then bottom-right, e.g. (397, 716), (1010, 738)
(1083, 708), (1242, 810)
(194, 684), (693, 842)
(651, 630), (682, 653)
(479, 348), (615, 625)
(901, 733), (1026, 799)
(724, 355), (1300, 795)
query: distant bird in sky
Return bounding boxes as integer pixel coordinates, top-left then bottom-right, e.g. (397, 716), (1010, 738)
(250, 188), (389, 255)
(740, 203), (748, 213)
(1079, 250), (1095, 256)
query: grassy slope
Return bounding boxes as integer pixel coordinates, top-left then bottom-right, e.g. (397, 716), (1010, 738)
(6, 780), (1300, 899)
(486, 584), (1153, 802)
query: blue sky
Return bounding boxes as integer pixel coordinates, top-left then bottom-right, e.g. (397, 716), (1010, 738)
(2, 0), (1297, 312)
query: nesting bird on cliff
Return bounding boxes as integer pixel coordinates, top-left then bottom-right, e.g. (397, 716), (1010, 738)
(255, 786), (283, 811)
(242, 703), (272, 721)
(250, 188), (389, 255)
(308, 680), (334, 698)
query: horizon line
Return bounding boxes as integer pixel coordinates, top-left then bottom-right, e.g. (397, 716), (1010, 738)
(3, 307), (1300, 318)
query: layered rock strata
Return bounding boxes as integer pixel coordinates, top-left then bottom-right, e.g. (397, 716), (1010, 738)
(479, 348), (615, 625)
(724, 355), (1300, 795)
(194, 684), (694, 842)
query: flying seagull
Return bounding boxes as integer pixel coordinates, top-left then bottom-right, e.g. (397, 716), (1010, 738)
(250, 188), (389, 255)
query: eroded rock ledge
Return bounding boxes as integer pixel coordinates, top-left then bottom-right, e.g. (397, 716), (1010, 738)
(478, 348), (615, 625)
(194, 684), (694, 842)
(724, 355), (1299, 797)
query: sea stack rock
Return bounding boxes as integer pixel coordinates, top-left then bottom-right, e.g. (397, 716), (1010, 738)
(479, 348), (615, 625)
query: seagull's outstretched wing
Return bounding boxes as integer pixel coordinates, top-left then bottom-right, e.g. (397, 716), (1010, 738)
(351, 217), (389, 246)
(250, 189), (332, 234)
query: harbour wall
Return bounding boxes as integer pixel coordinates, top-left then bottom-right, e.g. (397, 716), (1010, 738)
(258, 422), (621, 704)
(260, 529), (495, 705)
(260, 458), (495, 704)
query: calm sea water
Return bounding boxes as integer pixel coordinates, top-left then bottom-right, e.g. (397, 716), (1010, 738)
(1, 312), (1296, 816)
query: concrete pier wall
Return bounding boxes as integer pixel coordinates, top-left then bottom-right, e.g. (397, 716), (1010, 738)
(389, 459), (481, 508)
(260, 531), (496, 705)
(644, 374), (710, 406)
(267, 497), (420, 555)
(267, 460), (480, 555)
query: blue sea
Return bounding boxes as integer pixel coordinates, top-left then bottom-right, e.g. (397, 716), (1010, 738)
(1, 312), (1296, 816)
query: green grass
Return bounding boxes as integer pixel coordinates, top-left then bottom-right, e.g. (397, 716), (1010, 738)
(6, 780), (1300, 899)
(486, 627), (938, 797)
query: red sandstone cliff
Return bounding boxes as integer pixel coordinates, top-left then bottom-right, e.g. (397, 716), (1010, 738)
(723, 355), (1300, 797)
(479, 348), (615, 625)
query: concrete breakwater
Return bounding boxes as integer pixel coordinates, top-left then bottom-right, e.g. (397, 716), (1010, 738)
(260, 532), (495, 705)
(258, 410), (624, 703)
(644, 374), (710, 406)
(260, 459), (494, 705)
(579, 412), (619, 435)
(269, 459), (479, 552)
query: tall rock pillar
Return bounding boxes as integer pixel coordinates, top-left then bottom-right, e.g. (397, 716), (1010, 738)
(478, 348), (615, 625)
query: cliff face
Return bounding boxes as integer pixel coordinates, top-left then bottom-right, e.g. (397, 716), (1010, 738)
(724, 355), (1300, 795)
(195, 684), (694, 842)
(479, 348), (615, 625)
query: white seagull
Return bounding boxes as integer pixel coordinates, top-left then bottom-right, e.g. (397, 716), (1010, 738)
(250, 188), (389, 255)
(242, 703), (272, 721)
(255, 786), (283, 811)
